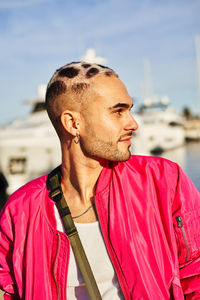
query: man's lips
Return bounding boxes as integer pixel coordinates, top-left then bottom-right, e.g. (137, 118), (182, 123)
(119, 137), (132, 142)
(119, 134), (132, 142)
(119, 133), (133, 142)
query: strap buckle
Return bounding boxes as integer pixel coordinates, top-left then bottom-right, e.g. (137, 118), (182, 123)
(49, 186), (63, 202)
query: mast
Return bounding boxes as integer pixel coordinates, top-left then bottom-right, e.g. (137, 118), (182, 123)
(195, 35), (200, 117)
(143, 58), (154, 101)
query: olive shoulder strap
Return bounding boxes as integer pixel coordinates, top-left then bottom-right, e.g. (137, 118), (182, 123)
(46, 167), (102, 300)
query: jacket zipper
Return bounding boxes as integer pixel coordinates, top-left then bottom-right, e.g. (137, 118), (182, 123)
(176, 216), (189, 263)
(53, 233), (60, 300)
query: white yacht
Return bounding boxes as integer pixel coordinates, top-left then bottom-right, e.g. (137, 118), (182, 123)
(131, 97), (185, 155)
(184, 119), (200, 141)
(0, 86), (61, 195)
(0, 87), (185, 194)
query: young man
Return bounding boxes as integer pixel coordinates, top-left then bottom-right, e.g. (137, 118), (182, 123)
(0, 62), (200, 299)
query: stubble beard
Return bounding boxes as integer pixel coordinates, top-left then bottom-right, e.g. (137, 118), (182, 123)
(80, 131), (131, 162)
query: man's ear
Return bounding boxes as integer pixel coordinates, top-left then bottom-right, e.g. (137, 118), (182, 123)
(60, 110), (80, 137)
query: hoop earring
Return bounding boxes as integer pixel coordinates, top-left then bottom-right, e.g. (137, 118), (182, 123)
(73, 133), (80, 144)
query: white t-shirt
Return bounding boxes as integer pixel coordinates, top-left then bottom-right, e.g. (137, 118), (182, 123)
(55, 207), (125, 299)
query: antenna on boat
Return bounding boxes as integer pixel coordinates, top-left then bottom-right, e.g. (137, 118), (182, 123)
(195, 35), (200, 117)
(81, 48), (107, 64)
(38, 84), (46, 100)
(143, 58), (154, 101)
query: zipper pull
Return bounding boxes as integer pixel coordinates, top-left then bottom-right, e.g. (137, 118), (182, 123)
(176, 216), (183, 228)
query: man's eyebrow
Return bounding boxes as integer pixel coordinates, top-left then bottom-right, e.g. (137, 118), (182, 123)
(109, 103), (133, 109)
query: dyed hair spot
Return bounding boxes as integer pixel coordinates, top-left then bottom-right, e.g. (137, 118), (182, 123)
(46, 80), (67, 102)
(105, 71), (113, 76)
(82, 63), (91, 69)
(59, 67), (79, 78)
(71, 82), (89, 93)
(97, 64), (107, 69)
(70, 61), (80, 65)
(86, 67), (99, 78)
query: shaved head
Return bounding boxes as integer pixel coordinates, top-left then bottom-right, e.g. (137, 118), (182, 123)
(45, 62), (118, 137)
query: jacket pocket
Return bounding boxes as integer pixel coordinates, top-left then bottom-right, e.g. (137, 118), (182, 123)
(174, 212), (200, 266)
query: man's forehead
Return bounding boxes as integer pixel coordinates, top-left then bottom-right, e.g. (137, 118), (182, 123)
(91, 74), (133, 107)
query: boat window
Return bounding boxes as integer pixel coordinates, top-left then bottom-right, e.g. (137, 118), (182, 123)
(32, 102), (46, 113)
(9, 158), (26, 174)
(169, 121), (181, 127)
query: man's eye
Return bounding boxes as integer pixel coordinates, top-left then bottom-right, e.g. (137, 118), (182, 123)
(114, 109), (123, 115)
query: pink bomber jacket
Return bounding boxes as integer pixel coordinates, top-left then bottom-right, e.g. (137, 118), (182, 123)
(0, 155), (200, 299)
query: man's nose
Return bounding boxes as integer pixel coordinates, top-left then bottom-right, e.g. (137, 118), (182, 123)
(125, 113), (139, 131)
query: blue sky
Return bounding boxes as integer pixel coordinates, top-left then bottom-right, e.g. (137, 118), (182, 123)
(0, 0), (200, 125)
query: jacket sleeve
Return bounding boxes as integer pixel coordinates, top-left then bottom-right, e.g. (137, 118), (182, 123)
(172, 165), (200, 299)
(0, 204), (19, 299)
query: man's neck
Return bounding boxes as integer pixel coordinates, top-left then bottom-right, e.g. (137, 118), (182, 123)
(61, 152), (104, 206)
